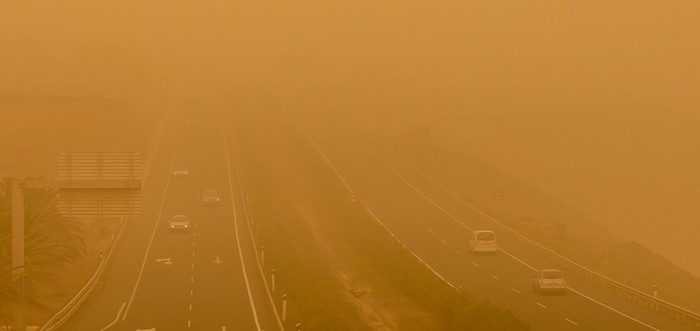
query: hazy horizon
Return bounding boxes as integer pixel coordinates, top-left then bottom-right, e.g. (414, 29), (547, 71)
(2, 0), (699, 277)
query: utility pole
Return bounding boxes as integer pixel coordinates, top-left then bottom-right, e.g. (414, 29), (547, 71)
(7, 152), (142, 329)
(11, 179), (26, 330)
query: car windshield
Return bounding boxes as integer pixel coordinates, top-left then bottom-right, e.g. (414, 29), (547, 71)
(542, 271), (562, 279)
(476, 232), (495, 241)
(170, 215), (188, 222)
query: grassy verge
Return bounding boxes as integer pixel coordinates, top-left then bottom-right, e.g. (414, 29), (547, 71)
(231, 108), (531, 330)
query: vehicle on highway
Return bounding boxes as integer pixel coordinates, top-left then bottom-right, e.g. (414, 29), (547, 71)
(468, 230), (498, 254)
(200, 189), (222, 205)
(532, 269), (567, 294)
(168, 214), (192, 232)
(171, 165), (189, 178)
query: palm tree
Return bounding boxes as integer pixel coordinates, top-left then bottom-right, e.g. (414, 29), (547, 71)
(0, 177), (86, 322)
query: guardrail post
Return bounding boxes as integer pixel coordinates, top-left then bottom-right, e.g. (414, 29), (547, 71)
(260, 246), (265, 266)
(282, 294), (287, 322)
(271, 268), (276, 293)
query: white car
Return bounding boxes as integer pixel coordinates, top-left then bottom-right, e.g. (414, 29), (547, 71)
(532, 269), (567, 294)
(168, 214), (192, 232)
(468, 230), (498, 254)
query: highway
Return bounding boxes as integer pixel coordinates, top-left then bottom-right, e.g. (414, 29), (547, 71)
(291, 111), (698, 331)
(68, 107), (280, 331)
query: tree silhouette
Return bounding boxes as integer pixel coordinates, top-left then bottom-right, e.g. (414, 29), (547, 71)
(0, 177), (85, 322)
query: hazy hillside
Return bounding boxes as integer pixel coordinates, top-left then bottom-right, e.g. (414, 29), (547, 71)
(386, 127), (700, 312)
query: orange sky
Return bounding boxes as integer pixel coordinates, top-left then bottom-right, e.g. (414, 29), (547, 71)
(1, 1), (699, 274)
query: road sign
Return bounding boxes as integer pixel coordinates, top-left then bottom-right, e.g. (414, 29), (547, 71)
(57, 152), (142, 217)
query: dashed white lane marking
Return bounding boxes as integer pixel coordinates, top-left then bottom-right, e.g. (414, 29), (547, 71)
(396, 201), (402, 207)
(456, 250), (463, 256)
(472, 261), (480, 267)
(194, 232), (197, 238)
(537, 302), (548, 309)
(566, 318), (579, 326)
(190, 289), (194, 296)
(193, 241), (196, 247)
(189, 304), (193, 311)
(490, 274), (499, 280)
(188, 320), (191, 328)
(416, 218), (423, 224)
(192, 251), (196, 257)
(441, 240), (448, 245)
(405, 210), (412, 215)
(191, 264), (195, 270)
(428, 229), (435, 234)
(512, 288), (521, 294)
(190, 276), (194, 283)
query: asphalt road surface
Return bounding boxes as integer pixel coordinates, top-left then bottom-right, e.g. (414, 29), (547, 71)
(68, 107), (280, 331)
(291, 111), (698, 331)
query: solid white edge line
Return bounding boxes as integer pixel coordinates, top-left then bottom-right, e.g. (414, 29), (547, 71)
(347, 127), (667, 331)
(229, 122), (286, 331)
(122, 125), (180, 321)
(99, 302), (126, 331)
(220, 112), (263, 331)
(568, 287), (661, 331)
(295, 115), (666, 330)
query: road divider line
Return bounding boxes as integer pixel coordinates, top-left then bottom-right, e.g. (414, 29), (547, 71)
(536, 302), (548, 309)
(472, 262), (480, 267)
(568, 287), (661, 331)
(566, 318), (579, 326)
(491, 275), (499, 280)
(122, 131), (181, 321)
(364, 134), (672, 330)
(99, 302), (126, 331)
(220, 112), (264, 331)
(512, 288), (521, 294)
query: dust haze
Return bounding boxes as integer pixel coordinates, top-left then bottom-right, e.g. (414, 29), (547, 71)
(2, 0), (699, 277)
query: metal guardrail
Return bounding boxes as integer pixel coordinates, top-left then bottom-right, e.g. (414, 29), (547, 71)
(38, 217), (129, 331)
